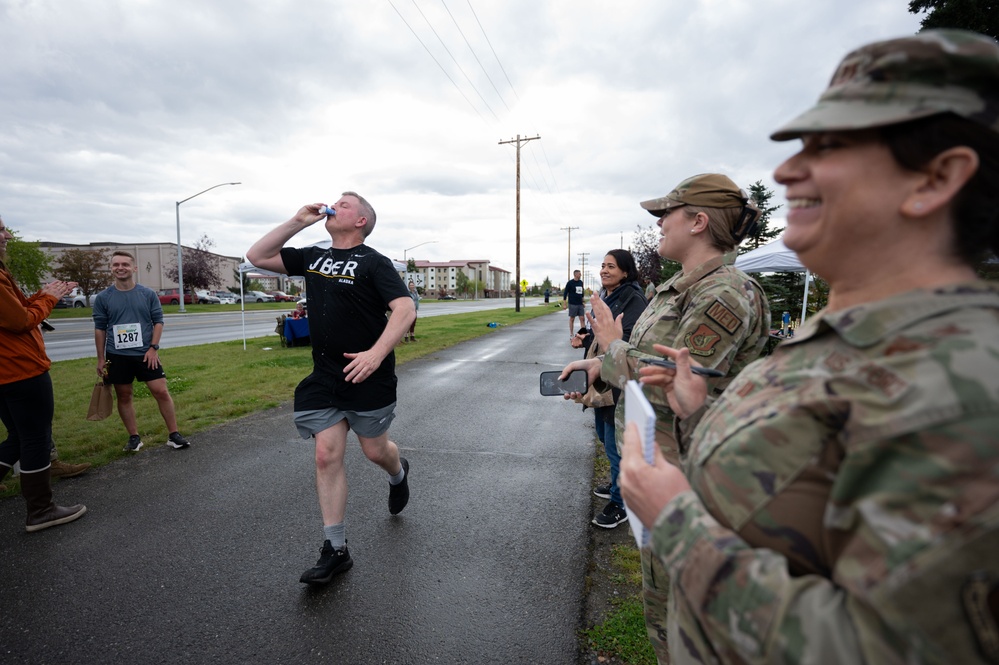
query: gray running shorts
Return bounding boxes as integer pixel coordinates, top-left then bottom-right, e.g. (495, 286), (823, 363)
(567, 303), (585, 317)
(293, 402), (397, 440)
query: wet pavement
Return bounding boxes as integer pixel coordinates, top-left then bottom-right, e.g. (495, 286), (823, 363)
(0, 311), (595, 664)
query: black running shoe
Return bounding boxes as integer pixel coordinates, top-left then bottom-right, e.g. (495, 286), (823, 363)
(388, 457), (410, 515)
(592, 501), (629, 529)
(124, 435), (143, 452)
(167, 432), (190, 449)
(592, 483), (611, 499)
(299, 540), (352, 584)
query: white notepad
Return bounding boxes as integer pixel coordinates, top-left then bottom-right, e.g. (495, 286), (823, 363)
(623, 380), (656, 548)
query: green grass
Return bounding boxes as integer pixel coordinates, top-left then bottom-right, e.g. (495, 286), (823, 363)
(584, 592), (657, 665)
(583, 441), (657, 664)
(582, 540), (655, 665)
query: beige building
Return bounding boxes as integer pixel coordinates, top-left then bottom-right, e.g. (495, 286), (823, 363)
(404, 260), (512, 298)
(40, 241), (242, 292)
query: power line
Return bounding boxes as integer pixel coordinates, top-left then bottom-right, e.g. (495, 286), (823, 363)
(409, 0), (500, 122)
(465, 0), (519, 102)
(390, 1), (578, 243)
(440, 0), (510, 112)
(386, 0), (490, 125)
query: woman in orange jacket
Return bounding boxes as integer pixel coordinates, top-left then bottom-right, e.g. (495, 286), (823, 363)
(0, 216), (87, 532)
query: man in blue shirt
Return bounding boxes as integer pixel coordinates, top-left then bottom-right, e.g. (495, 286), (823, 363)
(92, 251), (190, 453)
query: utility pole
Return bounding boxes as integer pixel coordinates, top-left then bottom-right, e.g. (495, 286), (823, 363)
(578, 252), (589, 292)
(498, 133), (540, 311)
(560, 225), (579, 282)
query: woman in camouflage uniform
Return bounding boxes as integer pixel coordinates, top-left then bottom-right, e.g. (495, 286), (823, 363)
(621, 30), (999, 664)
(564, 172), (771, 663)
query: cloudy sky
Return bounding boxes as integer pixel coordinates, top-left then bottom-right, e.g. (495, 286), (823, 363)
(1, 0), (923, 290)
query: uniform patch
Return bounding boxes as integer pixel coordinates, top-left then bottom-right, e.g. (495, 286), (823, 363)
(855, 362), (908, 398)
(823, 351), (854, 372)
(706, 301), (742, 335)
(685, 324), (722, 357)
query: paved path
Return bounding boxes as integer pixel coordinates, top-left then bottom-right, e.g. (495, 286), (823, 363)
(0, 311), (595, 664)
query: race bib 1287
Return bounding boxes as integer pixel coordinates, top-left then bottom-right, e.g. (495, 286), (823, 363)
(113, 323), (143, 350)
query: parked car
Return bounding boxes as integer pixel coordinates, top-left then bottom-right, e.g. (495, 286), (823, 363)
(437, 294), (457, 300)
(157, 288), (193, 305)
(213, 290), (237, 305)
(267, 290), (295, 302)
(195, 289), (221, 305)
(243, 290), (275, 303)
(59, 287), (89, 308)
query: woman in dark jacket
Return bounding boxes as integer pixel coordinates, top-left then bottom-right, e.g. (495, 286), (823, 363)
(573, 249), (646, 529)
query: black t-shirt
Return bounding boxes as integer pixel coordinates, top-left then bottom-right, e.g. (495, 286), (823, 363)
(281, 243), (410, 411)
(563, 279), (584, 305)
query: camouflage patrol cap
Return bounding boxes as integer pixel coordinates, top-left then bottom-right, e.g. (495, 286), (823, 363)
(771, 29), (999, 141)
(640, 173), (747, 217)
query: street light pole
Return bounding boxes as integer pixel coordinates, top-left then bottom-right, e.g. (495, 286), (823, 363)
(403, 240), (437, 292)
(403, 240), (438, 265)
(175, 182), (241, 313)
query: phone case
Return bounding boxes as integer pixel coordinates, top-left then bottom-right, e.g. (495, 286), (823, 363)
(539, 370), (587, 396)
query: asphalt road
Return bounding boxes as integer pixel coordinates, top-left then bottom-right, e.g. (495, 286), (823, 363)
(0, 310), (595, 664)
(44, 298), (542, 362)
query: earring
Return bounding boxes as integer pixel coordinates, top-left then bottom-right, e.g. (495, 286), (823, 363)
(914, 202), (924, 211)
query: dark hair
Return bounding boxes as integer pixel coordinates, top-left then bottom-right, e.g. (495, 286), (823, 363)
(881, 113), (999, 264)
(604, 249), (640, 284)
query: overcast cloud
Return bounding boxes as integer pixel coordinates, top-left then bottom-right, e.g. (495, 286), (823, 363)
(0, 0), (923, 288)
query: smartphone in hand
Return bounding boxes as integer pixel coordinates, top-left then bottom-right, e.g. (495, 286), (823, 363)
(540, 370), (588, 396)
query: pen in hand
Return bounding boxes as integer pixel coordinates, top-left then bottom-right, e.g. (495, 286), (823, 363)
(639, 357), (725, 378)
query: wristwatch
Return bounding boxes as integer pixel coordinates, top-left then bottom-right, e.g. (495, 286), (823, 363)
(151, 344), (160, 351)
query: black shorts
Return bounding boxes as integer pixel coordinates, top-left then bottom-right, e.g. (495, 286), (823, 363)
(104, 352), (167, 385)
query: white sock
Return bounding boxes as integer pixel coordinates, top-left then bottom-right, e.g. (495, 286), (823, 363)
(389, 464), (405, 485)
(323, 522), (346, 549)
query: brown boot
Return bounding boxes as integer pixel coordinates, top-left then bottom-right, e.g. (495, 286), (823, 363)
(19, 468), (87, 532)
(50, 459), (92, 479)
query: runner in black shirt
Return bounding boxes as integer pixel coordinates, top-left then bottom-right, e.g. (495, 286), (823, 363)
(247, 191), (415, 584)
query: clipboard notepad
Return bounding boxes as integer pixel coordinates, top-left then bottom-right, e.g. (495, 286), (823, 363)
(623, 380), (656, 548)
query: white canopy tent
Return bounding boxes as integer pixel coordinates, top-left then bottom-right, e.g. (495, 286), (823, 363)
(735, 236), (812, 324)
(237, 239), (407, 349)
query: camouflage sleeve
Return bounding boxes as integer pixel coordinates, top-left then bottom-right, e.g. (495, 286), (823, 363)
(652, 417), (999, 665)
(601, 280), (763, 407)
(600, 337), (656, 390)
